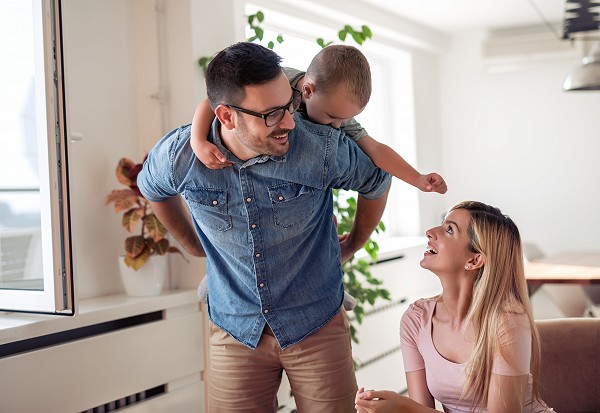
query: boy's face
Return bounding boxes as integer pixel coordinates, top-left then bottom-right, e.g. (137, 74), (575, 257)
(303, 83), (364, 129)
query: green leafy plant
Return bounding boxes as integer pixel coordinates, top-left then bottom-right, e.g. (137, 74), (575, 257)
(105, 157), (185, 270)
(334, 190), (390, 344)
(317, 24), (373, 49)
(197, 12), (372, 71)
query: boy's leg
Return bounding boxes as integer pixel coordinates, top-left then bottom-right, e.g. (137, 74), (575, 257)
(208, 323), (283, 412)
(281, 309), (357, 413)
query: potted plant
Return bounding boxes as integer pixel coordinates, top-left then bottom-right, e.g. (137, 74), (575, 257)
(105, 157), (185, 295)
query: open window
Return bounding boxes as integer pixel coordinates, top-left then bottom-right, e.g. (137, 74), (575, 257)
(0, 0), (73, 314)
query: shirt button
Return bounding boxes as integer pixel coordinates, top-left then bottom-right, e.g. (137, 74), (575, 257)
(259, 283), (264, 288)
(246, 197), (252, 203)
(251, 224), (257, 229)
(212, 200), (218, 206)
(278, 195), (284, 201)
(255, 253), (261, 257)
(264, 309), (269, 314)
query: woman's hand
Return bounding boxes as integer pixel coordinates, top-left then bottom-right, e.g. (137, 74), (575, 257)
(355, 387), (405, 413)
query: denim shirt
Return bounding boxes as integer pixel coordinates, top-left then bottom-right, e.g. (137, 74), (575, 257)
(138, 114), (391, 349)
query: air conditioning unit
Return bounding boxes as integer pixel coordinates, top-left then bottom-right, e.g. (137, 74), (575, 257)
(482, 24), (579, 74)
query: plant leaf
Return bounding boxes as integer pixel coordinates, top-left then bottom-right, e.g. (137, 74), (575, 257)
(362, 25), (372, 38)
(122, 207), (144, 233)
(143, 214), (167, 242)
(338, 30), (347, 41)
(351, 31), (363, 45)
(116, 157), (142, 187)
(125, 235), (146, 258)
(124, 247), (151, 270)
(150, 238), (170, 255)
(277, 34), (284, 43)
(267, 41), (274, 49)
(105, 189), (139, 213)
(256, 11), (264, 21)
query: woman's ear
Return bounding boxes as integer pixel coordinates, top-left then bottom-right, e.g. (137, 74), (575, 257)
(465, 254), (485, 271)
(214, 105), (236, 130)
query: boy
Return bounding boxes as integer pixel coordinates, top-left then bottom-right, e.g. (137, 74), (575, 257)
(192, 45), (446, 309)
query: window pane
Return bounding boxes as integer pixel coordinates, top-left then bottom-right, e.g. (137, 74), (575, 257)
(0, 0), (43, 291)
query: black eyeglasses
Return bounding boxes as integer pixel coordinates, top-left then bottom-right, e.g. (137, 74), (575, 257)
(225, 88), (302, 127)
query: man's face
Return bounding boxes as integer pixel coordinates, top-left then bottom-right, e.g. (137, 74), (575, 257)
(229, 72), (296, 160)
(303, 83), (364, 129)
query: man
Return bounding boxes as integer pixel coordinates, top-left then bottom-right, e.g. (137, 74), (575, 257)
(137, 42), (391, 412)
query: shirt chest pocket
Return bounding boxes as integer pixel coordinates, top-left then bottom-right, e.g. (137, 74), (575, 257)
(268, 183), (315, 228)
(184, 187), (232, 232)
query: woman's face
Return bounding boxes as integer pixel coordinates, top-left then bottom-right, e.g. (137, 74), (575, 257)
(421, 208), (474, 274)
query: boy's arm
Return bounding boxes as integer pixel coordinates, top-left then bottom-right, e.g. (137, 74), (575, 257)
(357, 135), (447, 194)
(190, 98), (233, 169)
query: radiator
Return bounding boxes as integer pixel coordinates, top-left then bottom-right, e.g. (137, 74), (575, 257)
(0, 296), (205, 413)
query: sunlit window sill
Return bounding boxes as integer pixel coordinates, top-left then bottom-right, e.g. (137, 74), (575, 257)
(0, 288), (200, 346)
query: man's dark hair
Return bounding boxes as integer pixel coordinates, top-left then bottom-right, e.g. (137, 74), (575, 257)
(205, 42), (283, 110)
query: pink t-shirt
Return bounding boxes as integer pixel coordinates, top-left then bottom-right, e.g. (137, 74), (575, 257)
(400, 298), (552, 413)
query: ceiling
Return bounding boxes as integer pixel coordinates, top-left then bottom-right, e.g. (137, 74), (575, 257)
(354, 0), (565, 33)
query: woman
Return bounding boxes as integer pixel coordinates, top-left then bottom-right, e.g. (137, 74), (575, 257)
(355, 201), (553, 413)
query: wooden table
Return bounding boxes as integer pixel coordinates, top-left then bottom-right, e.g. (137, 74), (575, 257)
(525, 251), (600, 295)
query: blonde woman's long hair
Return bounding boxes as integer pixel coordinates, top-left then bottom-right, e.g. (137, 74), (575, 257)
(452, 201), (543, 411)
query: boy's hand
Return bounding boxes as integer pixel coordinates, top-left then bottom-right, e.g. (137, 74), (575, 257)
(195, 141), (233, 169)
(416, 173), (447, 194)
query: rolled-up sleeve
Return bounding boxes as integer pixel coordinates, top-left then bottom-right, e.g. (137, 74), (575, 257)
(329, 130), (391, 199)
(137, 128), (182, 202)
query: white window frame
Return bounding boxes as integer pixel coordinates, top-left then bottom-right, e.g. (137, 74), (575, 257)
(0, 0), (73, 315)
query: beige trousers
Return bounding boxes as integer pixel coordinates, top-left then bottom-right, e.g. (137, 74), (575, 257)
(208, 310), (357, 413)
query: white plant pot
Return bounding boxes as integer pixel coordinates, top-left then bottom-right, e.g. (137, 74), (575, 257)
(118, 255), (167, 297)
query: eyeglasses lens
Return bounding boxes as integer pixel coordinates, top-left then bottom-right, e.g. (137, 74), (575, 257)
(265, 90), (302, 127)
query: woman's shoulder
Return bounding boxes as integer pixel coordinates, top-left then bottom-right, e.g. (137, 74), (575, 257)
(402, 297), (437, 327)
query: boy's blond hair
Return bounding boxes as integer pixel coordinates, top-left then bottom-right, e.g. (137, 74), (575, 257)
(305, 45), (371, 108)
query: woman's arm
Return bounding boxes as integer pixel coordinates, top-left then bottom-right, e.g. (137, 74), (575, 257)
(190, 98), (232, 169)
(406, 370), (436, 408)
(487, 374), (528, 413)
(356, 135), (447, 194)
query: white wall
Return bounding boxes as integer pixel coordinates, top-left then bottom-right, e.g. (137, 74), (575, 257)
(412, 49), (444, 232)
(63, 0), (239, 299)
(438, 31), (600, 255)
